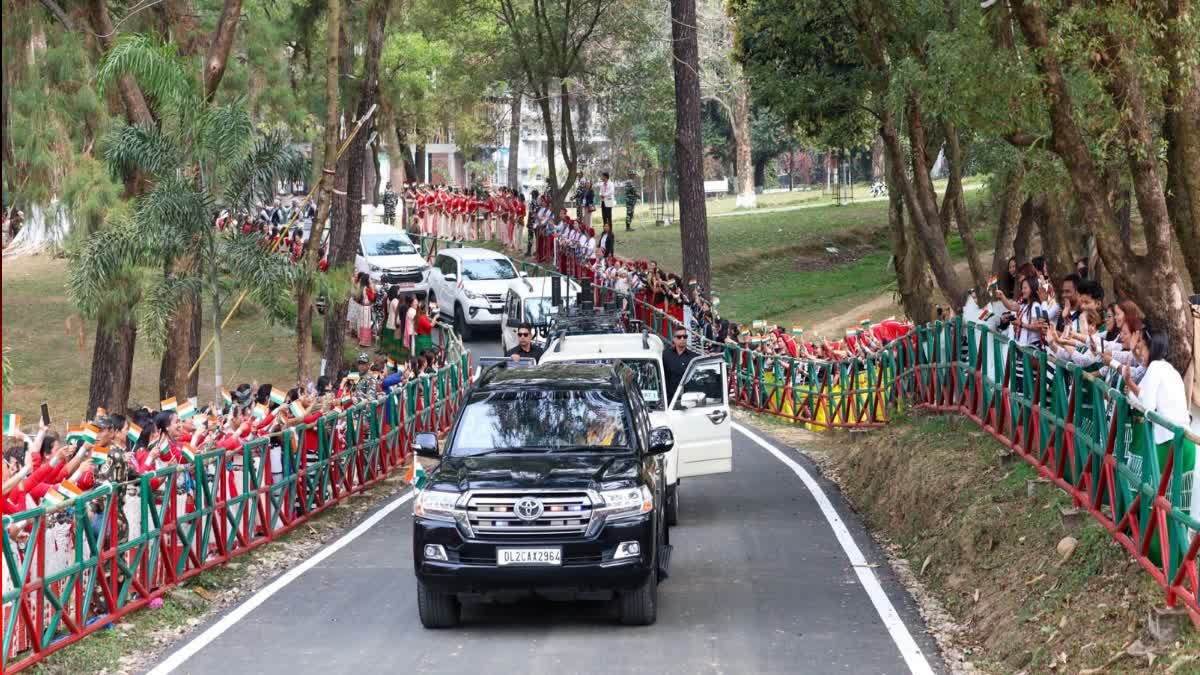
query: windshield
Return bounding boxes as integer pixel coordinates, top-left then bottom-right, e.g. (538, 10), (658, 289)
(462, 258), (517, 281)
(450, 390), (632, 455)
(556, 359), (664, 411)
(361, 234), (417, 257)
(523, 297), (557, 325)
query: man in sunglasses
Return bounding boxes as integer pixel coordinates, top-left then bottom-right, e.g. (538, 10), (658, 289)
(663, 328), (696, 401)
(505, 323), (544, 362)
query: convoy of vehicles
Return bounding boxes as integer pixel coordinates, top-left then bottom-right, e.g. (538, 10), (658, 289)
(411, 362), (673, 627)
(411, 266), (734, 628)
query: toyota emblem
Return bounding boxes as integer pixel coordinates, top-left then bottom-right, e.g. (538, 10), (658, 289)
(514, 497), (544, 522)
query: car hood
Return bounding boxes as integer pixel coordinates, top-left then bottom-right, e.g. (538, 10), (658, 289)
(427, 453), (641, 492)
(365, 253), (425, 269)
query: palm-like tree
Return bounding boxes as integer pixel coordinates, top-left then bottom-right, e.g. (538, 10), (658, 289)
(68, 36), (304, 412)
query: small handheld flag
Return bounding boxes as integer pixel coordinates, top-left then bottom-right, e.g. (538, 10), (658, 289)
(41, 489), (66, 507)
(269, 388), (287, 406)
(978, 308), (994, 321)
(91, 446), (110, 465)
(3, 414), (20, 436)
(176, 399), (196, 420)
(288, 400), (307, 418)
(405, 459), (428, 490)
(160, 397), (178, 411)
(127, 423), (143, 446)
(251, 404), (268, 421)
(58, 480), (85, 500)
(65, 426), (86, 444)
(82, 424), (99, 444)
(791, 326), (804, 337)
(221, 388), (233, 407)
(752, 319), (766, 333)
(180, 443), (196, 462)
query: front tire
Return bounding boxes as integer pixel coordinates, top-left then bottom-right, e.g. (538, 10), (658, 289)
(454, 304), (473, 340)
(417, 579), (460, 628)
(619, 570), (658, 626)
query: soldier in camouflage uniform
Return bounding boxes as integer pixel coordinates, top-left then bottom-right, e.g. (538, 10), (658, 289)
(382, 183), (397, 225)
(623, 174), (640, 232)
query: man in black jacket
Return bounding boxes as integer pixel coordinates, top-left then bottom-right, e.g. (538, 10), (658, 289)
(663, 327), (696, 401)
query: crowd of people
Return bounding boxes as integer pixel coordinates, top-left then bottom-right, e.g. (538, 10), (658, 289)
(2, 345), (455, 542)
(963, 256), (1194, 499)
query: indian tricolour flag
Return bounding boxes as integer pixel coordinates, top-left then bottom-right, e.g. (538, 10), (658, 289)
(220, 388), (233, 407)
(405, 459), (428, 490)
(91, 446), (110, 464)
(269, 387), (287, 406)
(176, 399), (196, 420)
(58, 480), (85, 501)
(180, 443), (196, 462)
(82, 424), (99, 444)
(160, 396), (178, 412)
(978, 307), (994, 321)
(252, 404), (269, 421)
(289, 400), (307, 418)
(127, 423), (143, 446)
(3, 414), (19, 436)
(41, 488), (66, 507)
(65, 426), (86, 444)
(791, 326), (804, 337)
(752, 319), (767, 333)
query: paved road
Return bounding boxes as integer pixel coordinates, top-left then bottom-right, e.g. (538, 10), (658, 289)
(155, 332), (941, 675)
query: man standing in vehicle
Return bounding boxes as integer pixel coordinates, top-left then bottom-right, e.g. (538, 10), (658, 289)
(663, 328), (696, 401)
(506, 323), (544, 362)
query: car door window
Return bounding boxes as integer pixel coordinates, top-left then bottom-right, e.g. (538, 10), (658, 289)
(432, 255), (447, 275)
(678, 359), (725, 408)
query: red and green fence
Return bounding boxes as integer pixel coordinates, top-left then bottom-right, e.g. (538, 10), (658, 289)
(2, 341), (471, 672)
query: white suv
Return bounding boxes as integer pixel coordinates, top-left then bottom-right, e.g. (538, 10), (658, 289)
(427, 247), (523, 338)
(539, 332), (733, 526)
(355, 222), (430, 294)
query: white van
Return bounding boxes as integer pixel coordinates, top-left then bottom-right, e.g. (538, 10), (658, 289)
(539, 332), (733, 525)
(355, 222), (430, 294)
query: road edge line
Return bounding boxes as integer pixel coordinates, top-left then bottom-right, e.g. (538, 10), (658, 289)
(147, 489), (417, 675)
(732, 422), (935, 675)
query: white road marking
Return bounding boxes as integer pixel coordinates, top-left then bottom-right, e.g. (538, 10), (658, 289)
(148, 490), (416, 675)
(732, 422), (936, 675)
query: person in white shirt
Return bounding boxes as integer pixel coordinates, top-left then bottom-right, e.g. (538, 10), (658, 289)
(994, 276), (1046, 348)
(598, 172), (615, 229)
(1124, 326), (1191, 447)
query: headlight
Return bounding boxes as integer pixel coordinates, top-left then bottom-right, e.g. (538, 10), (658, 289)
(462, 288), (480, 300)
(596, 485), (653, 521)
(413, 490), (461, 522)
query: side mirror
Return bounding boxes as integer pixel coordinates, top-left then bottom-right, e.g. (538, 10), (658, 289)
(444, 273), (457, 283)
(648, 427), (674, 455)
(414, 432), (440, 459)
(519, 270), (528, 277)
(678, 391), (705, 409)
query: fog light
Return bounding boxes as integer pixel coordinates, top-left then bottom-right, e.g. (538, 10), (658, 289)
(614, 541), (641, 560)
(424, 544), (448, 561)
(469, 307), (478, 317)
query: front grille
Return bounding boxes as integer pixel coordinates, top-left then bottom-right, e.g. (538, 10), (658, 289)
(483, 293), (504, 304)
(466, 491), (593, 537)
(384, 268), (424, 284)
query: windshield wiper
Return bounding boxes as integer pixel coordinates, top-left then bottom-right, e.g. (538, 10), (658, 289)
(458, 447), (552, 457)
(544, 445), (627, 453)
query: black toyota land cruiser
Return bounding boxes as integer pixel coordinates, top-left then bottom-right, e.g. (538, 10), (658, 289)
(410, 362), (674, 628)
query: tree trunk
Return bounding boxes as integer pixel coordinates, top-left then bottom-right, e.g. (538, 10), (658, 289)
(157, 0), (207, 56)
(1013, 196), (1036, 266)
(535, 86), (562, 209)
(367, 137), (381, 205)
(1035, 196), (1074, 288)
(86, 317), (136, 419)
(944, 123), (988, 299)
(297, 0), (341, 380)
(991, 163), (1024, 279)
(732, 84), (756, 209)
(87, 0), (154, 127)
(203, 0), (243, 101)
(670, 0), (711, 292)
(886, 156), (934, 324)
(556, 80), (580, 210)
(508, 90), (522, 189)
(1158, 0), (1200, 292)
(870, 135), (885, 182)
(322, 0), (389, 377)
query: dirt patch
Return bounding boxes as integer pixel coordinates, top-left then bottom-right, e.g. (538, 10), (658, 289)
(752, 410), (1200, 674)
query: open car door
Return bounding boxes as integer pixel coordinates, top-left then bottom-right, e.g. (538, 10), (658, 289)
(668, 355), (733, 477)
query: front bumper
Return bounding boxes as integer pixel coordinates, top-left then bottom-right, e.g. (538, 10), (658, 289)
(414, 515), (655, 595)
(463, 304), (504, 325)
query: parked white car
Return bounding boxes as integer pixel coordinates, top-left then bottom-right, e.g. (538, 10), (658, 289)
(538, 332), (733, 526)
(354, 222), (430, 295)
(427, 247), (525, 338)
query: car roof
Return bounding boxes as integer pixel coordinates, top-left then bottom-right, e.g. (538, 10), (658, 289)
(438, 247), (510, 261)
(507, 276), (580, 299)
(476, 362), (624, 392)
(540, 333), (665, 361)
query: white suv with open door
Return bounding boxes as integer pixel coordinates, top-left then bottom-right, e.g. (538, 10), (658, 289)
(539, 332), (732, 525)
(427, 247), (524, 339)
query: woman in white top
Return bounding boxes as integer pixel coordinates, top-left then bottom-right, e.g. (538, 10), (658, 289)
(995, 276), (1047, 348)
(1125, 326), (1191, 446)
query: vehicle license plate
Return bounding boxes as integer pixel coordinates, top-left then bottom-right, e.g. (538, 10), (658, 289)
(497, 548), (562, 566)
(393, 283), (415, 290)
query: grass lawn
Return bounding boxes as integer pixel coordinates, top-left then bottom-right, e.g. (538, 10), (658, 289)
(617, 183), (991, 330)
(1, 255), (356, 422)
